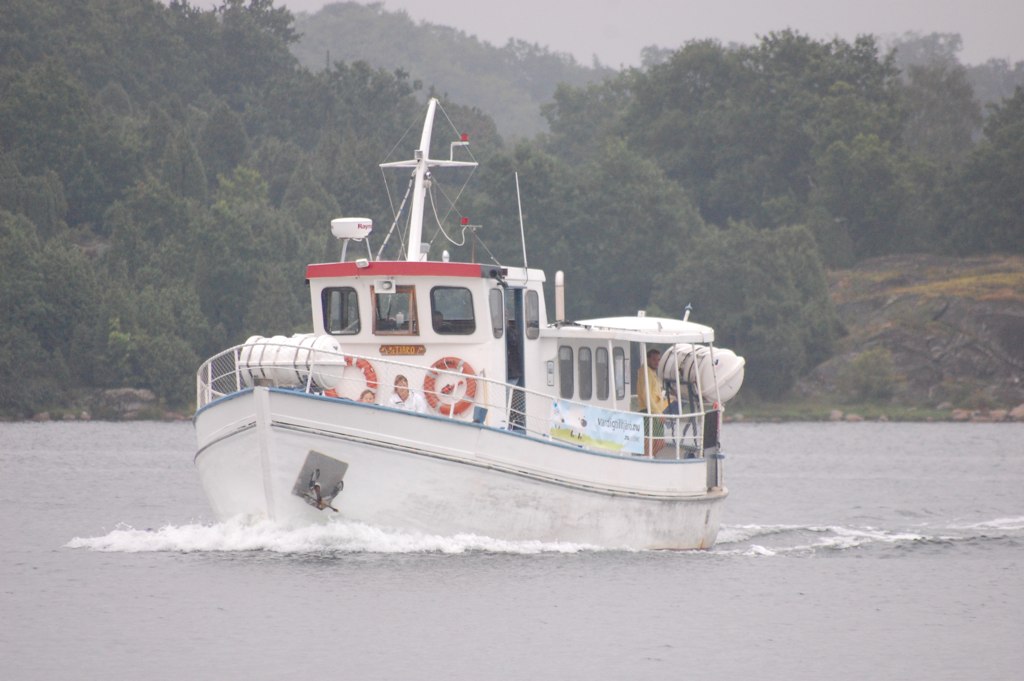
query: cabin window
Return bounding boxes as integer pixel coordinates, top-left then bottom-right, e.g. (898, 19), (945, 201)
(488, 289), (504, 338)
(558, 346), (574, 399)
(596, 347), (610, 400)
(525, 290), (540, 340)
(372, 284), (418, 335)
(613, 347), (626, 399)
(430, 287), (476, 335)
(322, 287), (360, 335)
(578, 347), (593, 400)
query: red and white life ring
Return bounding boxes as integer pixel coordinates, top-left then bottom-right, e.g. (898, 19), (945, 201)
(324, 356), (378, 398)
(346, 356), (379, 390)
(423, 357), (477, 416)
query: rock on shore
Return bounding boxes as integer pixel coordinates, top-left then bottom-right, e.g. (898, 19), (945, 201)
(796, 254), (1024, 410)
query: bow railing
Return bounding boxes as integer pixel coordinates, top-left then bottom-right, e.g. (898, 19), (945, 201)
(196, 342), (718, 461)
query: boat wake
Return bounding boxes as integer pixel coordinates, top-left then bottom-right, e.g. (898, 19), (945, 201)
(714, 516), (1024, 556)
(65, 515), (1024, 557)
(65, 517), (602, 555)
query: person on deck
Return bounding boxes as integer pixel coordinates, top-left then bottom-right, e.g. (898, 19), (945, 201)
(636, 348), (667, 455)
(388, 374), (428, 413)
(637, 349), (668, 414)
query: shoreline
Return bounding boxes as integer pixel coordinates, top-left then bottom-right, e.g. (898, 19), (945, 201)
(726, 399), (1024, 424)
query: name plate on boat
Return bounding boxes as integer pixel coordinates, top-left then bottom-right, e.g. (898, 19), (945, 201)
(380, 344), (427, 356)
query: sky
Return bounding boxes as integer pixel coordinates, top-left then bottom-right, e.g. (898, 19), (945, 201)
(275, 0), (1024, 67)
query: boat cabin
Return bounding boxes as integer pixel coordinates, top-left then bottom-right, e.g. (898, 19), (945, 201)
(273, 257), (723, 458)
(303, 259), (545, 398)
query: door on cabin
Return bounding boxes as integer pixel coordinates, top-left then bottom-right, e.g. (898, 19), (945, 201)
(505, 288), (526, 432)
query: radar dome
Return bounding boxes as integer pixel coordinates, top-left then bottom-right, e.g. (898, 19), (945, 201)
(331, 218), (373, 240)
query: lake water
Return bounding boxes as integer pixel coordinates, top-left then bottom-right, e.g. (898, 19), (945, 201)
(1, 421), (1021, 680)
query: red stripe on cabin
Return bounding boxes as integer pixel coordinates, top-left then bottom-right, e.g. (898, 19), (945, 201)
(306, 261), (490, 279)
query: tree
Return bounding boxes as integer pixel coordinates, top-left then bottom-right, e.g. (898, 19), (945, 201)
(243, 263), (307, 336)
(889, 32), (964, 71)
(0, 211), (91, 414)
(0, 212), (47, 346)
(559, 140), (703, 318)
(0, 58), (90, 176)
(810, 134), (911, 260)
(652, 223), (837, 396)
(132, 333), (199, 407)
(966, 58), (1024, 109)
(542, 74), (634, 163)
(160, 129), (208, 202)
(0, 154), (67, 239)
(195, 167), (277, 343)
(464, 143), (577, 284)
(624, 39), (743, 225)
(281, 159), (339, 230)
(199, 102), (250, 187)
(619, 32), (903, 231)
(208, 0), (299, 102)
(942, 88), (1024, 253)
(900, 62), (981, 167)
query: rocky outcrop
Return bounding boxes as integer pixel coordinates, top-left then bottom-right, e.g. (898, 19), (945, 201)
(25, 387), (186, 421)
(88, 388), (161, 420)
(797, 254), (1024, 409)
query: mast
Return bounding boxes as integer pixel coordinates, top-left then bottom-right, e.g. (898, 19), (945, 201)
(379, 97), (477, 262)
(406, 98), (438, 261)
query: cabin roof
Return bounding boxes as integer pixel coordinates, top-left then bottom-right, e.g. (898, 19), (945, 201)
(543, 315), (714, 344)
(307, 261), (493, 279)
(306, 261), (546, 284)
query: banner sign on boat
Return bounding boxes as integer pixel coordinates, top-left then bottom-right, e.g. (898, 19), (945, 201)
(549, 401), (644, 454)
(379, 344), (427, 356)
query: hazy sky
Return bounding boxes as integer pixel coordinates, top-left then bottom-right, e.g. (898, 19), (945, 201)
(277, 0), (1023, 67)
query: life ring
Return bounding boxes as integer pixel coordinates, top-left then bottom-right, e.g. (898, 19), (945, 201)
(423, 357), (477, 416)
(346, 356), (379, 390)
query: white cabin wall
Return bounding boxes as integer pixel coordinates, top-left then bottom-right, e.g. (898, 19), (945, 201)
(522, 282), (554, 396)
(546, 339), (633, 410)
(308, 281), (326, 335)
(304, 269), (570, 430)
(307, 276), (508, 414)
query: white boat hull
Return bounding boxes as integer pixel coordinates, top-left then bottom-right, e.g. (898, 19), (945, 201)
(194, 388), (727, 550)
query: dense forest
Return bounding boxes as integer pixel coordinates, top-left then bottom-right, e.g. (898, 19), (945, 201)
(1, 0), (1021, 417)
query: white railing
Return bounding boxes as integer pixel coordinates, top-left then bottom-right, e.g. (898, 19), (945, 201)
(196, 343), (718, 461)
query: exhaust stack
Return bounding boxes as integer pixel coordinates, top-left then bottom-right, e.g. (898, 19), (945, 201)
(555, 270), (565, 323)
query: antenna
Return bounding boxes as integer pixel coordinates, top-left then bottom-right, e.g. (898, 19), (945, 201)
(515, 172), (528, 269)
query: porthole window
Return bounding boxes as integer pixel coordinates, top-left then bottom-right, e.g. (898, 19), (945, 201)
(613, 347), (626, 399)
(558, 346), (574, 399)
(488, 289), (503, 338)
(596, 347), (609, 400)
(525, 290), (540, 339)
(578, 347), (593, 400)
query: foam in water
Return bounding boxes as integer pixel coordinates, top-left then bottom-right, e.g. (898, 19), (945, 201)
(65, 517), (602, 555)
(66, 515), (1022, 557)
(713, 517), (1021, 556)
(949, 516), (1024, 531)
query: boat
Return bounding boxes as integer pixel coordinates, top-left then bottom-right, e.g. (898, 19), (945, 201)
(193, 98), (745, 549)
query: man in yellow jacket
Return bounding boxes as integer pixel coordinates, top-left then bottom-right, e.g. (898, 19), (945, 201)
(636, 348), (667, 455)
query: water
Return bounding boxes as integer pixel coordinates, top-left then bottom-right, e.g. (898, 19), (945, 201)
(2, 421), (1022, 680)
